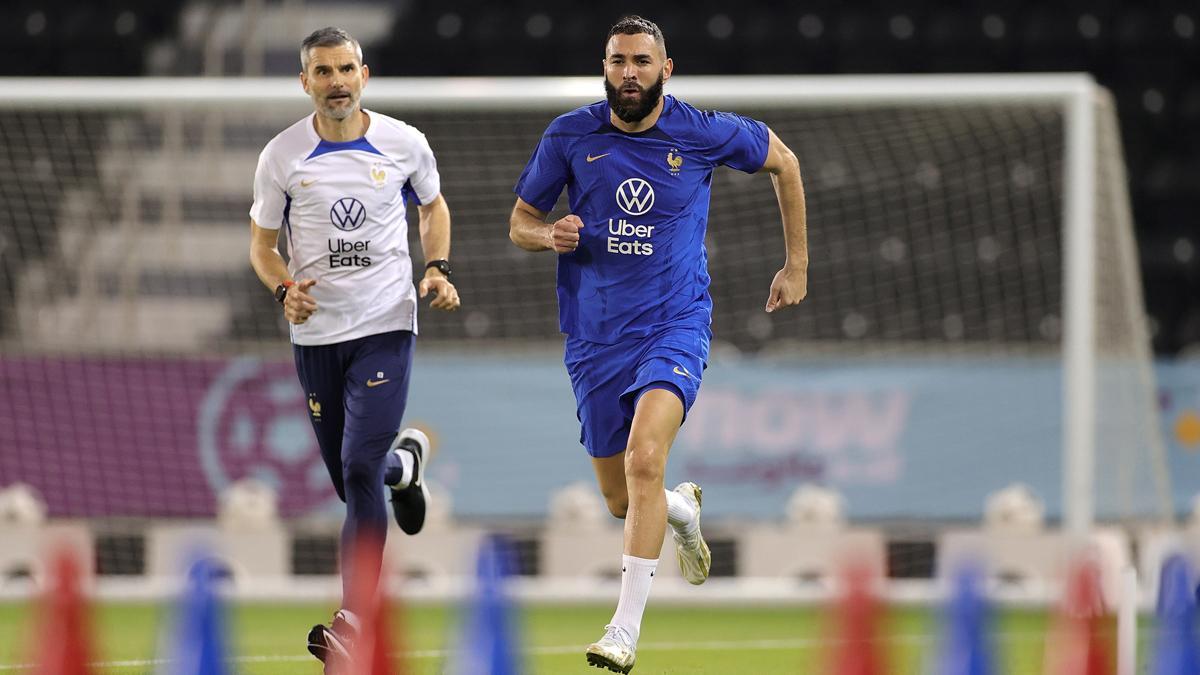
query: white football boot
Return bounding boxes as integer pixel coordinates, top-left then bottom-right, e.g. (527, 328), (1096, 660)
(586, 623), (637, 673)
(670, 481), (711, 585)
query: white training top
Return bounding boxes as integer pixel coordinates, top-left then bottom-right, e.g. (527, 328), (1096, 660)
(250, 109), (441, 346)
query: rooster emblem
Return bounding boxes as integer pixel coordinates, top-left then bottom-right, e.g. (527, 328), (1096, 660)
(666, 150), (683, 173)
(370, 162), (388, 188)
(308, 396), (322, 419)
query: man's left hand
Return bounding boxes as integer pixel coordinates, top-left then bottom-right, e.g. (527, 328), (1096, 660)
(419, 274), (460, 311)
(765, 264), (807, 313)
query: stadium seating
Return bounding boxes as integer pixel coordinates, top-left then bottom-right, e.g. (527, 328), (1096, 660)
(3, 0), (1195, 351)
(391, 0), (1200, 352)
(0, 1), (182, 76)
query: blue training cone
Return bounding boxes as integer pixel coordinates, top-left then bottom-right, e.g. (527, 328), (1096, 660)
(159, 556), (230, 675)
(450, 535), (521, 675)
(1152, 554), (1200, 675)
(935, 564), (994, 675)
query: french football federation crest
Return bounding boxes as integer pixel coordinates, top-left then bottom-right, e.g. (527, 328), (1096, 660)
(666, 149), (683, 174)
(370, 161), (388, 189)
(308, 395), (322, 419)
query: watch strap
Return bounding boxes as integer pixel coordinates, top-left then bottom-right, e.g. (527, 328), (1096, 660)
(425, 259), (452, 278)
(274, 279), (294, 304)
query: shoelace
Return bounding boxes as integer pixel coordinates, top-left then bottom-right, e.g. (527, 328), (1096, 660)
(674, 527), (700, 549)
(602, 624), (633, 650)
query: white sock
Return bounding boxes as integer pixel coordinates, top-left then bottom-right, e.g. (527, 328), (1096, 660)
(610, 554), (657, 643)
(665, 489), (699, 538)
(400, 449), (415, 485)
(398, 449), (415, 487)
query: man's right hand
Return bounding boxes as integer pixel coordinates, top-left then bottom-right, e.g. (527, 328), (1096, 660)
(284, 278), (318, 324)
(548, 215), (584, 253)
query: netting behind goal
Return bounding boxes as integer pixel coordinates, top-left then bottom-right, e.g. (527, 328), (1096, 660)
(0, 76), (1170, 585)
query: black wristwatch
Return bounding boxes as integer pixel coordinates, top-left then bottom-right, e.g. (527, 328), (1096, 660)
(425, 259), (452, 280)
(273, 280), (293, 304)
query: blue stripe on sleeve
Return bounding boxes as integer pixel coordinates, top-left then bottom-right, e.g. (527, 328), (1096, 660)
(401, 179), (422, 206)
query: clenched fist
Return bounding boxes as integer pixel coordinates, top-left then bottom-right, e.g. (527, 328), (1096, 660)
(548, 215), (584, 253)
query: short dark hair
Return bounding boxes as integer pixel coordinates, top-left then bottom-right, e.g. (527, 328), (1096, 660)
(300, 27), (363, 71)
(606, 15), (666, 54)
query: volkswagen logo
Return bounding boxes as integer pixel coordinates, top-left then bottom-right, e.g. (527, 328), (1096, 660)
(615, 178), (655, 216)
(330, 197), (367, 231)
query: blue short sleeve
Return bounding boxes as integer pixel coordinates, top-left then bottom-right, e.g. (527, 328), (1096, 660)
(701, 112), (770, 174)
(514, 131), (570, 212)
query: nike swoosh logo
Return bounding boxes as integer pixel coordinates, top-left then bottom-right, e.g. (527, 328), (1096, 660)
(300, 178), (318, 187)
(586, 153), (611, 163)
(673, 366), (692, 379)
(366, 378), (390, 387)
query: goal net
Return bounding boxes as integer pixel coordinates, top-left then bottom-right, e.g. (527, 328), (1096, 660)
(0, 75), (1170, 587)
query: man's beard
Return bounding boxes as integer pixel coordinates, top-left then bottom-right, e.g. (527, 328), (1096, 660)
(605, 73), (664, 124)
(319, 92), (359, 120)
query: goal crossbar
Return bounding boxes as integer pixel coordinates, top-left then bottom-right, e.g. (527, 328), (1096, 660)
(7, 73), (1095, 109)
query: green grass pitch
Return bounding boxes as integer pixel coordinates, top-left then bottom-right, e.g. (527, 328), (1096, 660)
(0, 601), (1129, 674)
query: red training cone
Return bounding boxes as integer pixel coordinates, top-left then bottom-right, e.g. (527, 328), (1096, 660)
(330, 532), (405, 675)
(33, 544), (94, 675)
(1045, 555), (1114, 675)
(827, 561), (886, 675)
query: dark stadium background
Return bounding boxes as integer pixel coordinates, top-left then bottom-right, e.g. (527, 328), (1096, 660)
(0, 0), (1196, 354)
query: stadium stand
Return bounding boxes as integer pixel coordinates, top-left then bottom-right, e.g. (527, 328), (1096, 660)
(1, 0), (1196, 351)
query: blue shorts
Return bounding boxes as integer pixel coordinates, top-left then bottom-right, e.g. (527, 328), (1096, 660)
(292, 330), (414, 502)
(564, 323), (711, 458)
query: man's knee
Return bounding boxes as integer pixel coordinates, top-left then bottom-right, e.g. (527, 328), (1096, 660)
(342, 454), (381, 489)
(603, 493), (629, 519)
(624, 441), (665, 485)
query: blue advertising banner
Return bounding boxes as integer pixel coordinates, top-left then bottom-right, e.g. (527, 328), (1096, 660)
(3, 353), (1195, 521)
(404, 354), (1200, 522)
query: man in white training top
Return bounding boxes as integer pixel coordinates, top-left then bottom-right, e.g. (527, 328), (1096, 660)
(248, 26), (460, 670)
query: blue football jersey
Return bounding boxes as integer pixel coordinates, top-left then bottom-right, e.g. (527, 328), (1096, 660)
(515, 95), (769, 344)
